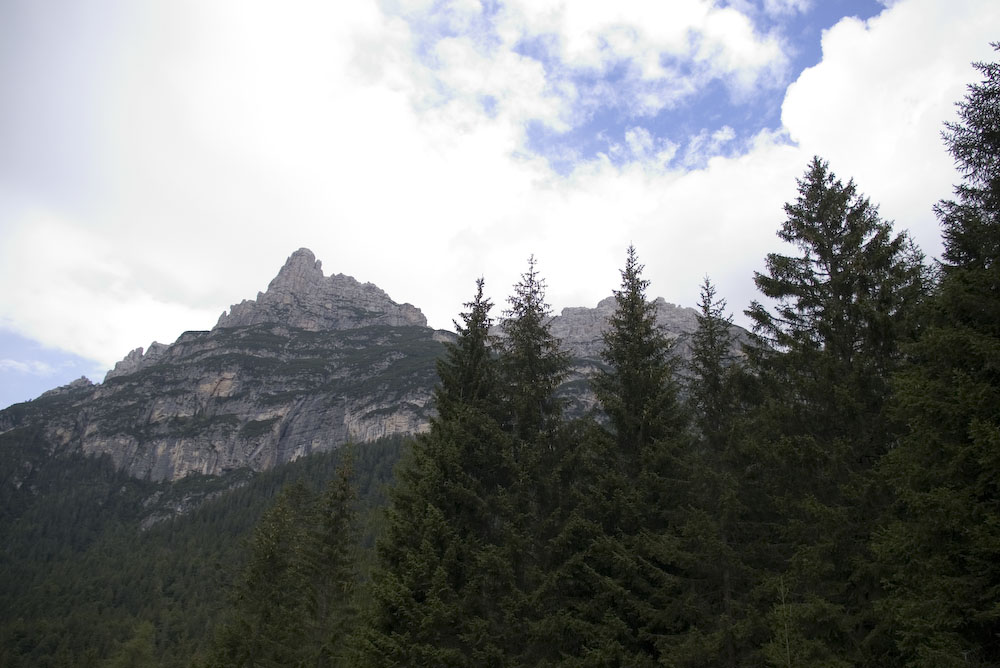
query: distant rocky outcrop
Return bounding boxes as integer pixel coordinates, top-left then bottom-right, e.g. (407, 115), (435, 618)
(548, 295), (747, 413)
(0, 248), (748, 482)
(551, 295), (704, 359)
(216, 248), (426, 331)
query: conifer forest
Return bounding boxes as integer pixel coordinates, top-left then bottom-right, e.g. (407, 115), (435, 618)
(2, 45), (999, 668)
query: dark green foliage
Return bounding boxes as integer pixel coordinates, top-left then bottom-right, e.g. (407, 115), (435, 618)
(681, 277), (755, 667)
(525, 247), (691, 666)
(876, 44), (1000, 667)
(593, 245), (685, 460)
(361, 280), (525, 666)
(498, 256), (571, 442)
(745, 157), (925, 666)
(209, 482), (316, 666)
(209, 458), (361, 667)
(104, 621), (157, 668)
(688, 277), (738, 441)
(435, 278), (499, 422)
(0, 438), (405, 667)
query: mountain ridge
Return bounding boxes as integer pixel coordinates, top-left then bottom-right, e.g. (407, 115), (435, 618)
(1, 248), (745, 481)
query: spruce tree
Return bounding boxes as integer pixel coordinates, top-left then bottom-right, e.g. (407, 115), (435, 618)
(528, 246), (689, 666)
(498, 256), (570, 444)
(209, 480), (316, 667)
(492, 257), (579, 666)
(689, 278), (737, 443)
(360, 280), (521, 667)
(301, 455), (361, 667)
(593, 246), (686, 463)
(745, 157), (924, 666)
(682, 277), (752, 667)
(209, 463), (362, 668)
(876, 44), (1000, 667)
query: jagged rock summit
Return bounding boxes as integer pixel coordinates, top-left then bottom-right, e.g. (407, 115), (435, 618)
(216, 248), (426, 331)
(0, 249), (442, 482)
(1, 248), (750, 484)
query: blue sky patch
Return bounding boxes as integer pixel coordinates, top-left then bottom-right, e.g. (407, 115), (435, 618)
(0, 329), (103, 409)
(395, 0), (891, 172)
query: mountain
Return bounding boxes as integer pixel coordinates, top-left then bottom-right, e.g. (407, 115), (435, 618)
(0, 248), (746, 482)
(0, 249), (443, 482)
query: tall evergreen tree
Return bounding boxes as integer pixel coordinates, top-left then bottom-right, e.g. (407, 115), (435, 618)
(527, 246), (690, 666)
(745, 157), (925, 666)
(360, 280), (521, 667)
(209, 462), (362, 668)
(209, 480), (316, 667)
(689, 277), (739, 449)
(593, 246), (686, 463)
(498, 256), (570, 443)
(876, 44), (1000, 667)
(301, 455), (362, 667)
(491, 257), (581, 665)
(682, 277), (752, 668)
(436, 279), (500, 422)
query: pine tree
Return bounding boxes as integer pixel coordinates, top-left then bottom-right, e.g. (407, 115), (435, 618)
(682, 277), (752, 667)
(745, 157), (925, 666)
(209, 480), (315, 667)
(689, 277), (737, 443)
(593, 246), (686, 464)
(301, 455), (361, 667)
(360, 280), (522, 667)
(491, 257), (582, 666)
(209, 460), (362, 668)
(498, 256), (570, 444)
(527, 247), (690, 666)
(876, 44), (1000, 667)
(436, 279), (500, 422)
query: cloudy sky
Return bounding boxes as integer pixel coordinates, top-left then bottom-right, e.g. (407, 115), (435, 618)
(0, 0), (996, 409)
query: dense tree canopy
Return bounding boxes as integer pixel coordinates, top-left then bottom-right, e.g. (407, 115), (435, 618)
(745, 155), (925, 667)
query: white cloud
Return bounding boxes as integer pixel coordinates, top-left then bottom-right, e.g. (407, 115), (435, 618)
(781, 0), (1000, 261)
(763, 0), (811, 17)
(432, 36), (567, 129)
(0, 359), (57, 376)
(682, 125), (738, 167)
(0, 0), (996, 377)
(624, 127), (654, 158)
(397, 0), (790, 125)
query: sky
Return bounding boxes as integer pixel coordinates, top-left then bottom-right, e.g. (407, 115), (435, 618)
(1, 0), (997, 409)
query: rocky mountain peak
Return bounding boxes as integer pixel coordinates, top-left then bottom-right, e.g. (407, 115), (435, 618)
(215, 248), (427, 331)
(4, 250), (750, 483)
(268, 247), (326, 294)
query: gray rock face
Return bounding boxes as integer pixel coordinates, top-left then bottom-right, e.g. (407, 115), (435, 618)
(0, 249), (441, 482)
(216, 248), (426, 331)
(38, 376), (94, 398)
(0, 249), (749, 482)
(550, 295), (704, 360)
(0, 322), (442, 482)
(549, 294), (749, 414)
(104, 342), (169, 381)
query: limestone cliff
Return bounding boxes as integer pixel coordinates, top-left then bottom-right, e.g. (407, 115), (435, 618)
(0, 250), (441, 481)
(0, 249), (748, 482)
